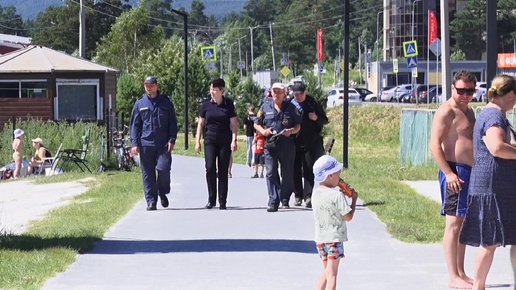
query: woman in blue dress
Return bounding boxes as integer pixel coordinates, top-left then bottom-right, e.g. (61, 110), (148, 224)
(459, 75), (516, 290)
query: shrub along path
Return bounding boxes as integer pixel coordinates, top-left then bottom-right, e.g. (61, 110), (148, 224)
(40, 155), (513, 290)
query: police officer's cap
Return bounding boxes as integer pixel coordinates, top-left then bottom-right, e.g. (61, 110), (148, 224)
(271, 83), (284, 90)
(144, 75), (158, 84)
(211, 78), (226, 88)
(292, 82), (306, 93)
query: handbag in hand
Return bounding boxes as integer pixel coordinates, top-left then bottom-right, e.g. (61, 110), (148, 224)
(506, 125), (516, 146)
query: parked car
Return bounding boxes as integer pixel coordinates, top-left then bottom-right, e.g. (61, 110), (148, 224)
(354, 88), (373, 101)
(395, 84), (415, 102)
(326, 88), (362, 108)
(473, 82), (486, 102)
(366, 86), (394, 102)
(418, 85), (442, 103)
(418, 85), (441, 103)
(380, 86), (399, 102)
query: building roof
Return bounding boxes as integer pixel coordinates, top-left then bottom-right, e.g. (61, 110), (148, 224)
(0, 45), (118, 73)
(0, 33), (31, 46)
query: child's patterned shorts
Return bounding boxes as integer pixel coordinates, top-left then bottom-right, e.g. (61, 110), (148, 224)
(316, 242), (344, 261)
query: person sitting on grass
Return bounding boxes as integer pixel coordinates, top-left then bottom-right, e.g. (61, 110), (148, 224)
(27, 137), (51, 176)
(312, 155), (358, 290)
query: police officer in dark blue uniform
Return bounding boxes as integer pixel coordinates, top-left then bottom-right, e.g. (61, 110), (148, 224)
(130, 75), (178, 211)
(254, 83), (301, 212)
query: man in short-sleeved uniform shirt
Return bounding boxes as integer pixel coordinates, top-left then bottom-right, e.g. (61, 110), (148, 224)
(254, 83), (301, 212)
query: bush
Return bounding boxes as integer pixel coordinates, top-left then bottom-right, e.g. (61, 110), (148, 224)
(0, 118), (110, 173)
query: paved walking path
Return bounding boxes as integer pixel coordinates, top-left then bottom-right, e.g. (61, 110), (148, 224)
(0, 179), (90, 234)
(4, 155), (513, 289)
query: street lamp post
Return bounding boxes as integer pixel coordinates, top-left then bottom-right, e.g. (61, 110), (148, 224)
(411, 0), (422, 104)
(170, 8), (189, 150)
(249, 25), (260, 74)
(376, 10), (383, 101)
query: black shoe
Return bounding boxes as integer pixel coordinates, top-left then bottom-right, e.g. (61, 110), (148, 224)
(251, 173), (259, 178)
(159, 194), (169, 208)
(266, 205), (278, 212)
(294, 198), (303, 206)
(281, 203), (290, 209)
(219, 204), (227, 210)
(146, 203), (157, 211)
(305, 198), (312, 209)
(205, 202), (215, 209)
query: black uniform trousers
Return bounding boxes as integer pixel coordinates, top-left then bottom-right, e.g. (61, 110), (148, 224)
(204, 133), (232, 206)
(140, 145), (172, 206)
(293, 138), (325, 201)
(264, 139), (296, 208)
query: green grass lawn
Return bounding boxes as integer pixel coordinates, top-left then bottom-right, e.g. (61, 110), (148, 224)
(0, 171), (142, 290)
(0, 103), (444, 289)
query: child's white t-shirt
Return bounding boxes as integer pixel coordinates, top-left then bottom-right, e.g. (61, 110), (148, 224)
(312, 186), (352, 243)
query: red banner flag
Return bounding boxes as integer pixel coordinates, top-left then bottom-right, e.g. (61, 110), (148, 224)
(428, 9), (438, 45)
(317, 29), (324, 61)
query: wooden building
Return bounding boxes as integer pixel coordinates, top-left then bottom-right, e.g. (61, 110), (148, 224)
(0, 45), (118, 130)
(0, 33), (31, 55)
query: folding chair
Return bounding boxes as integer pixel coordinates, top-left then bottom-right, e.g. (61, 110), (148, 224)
(56, 128), (92, 173)
(36, 143), (63, 175)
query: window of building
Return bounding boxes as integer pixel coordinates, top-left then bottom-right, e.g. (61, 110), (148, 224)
(0, 81), (19, 98)
(0, 80), (48, 98)
(55, 79), (102, 121)
(22, 81), (48, 98)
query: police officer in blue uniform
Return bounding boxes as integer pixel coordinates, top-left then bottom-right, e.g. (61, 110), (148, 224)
(130, 75), (178, 211)
(254, 83), (301, 212)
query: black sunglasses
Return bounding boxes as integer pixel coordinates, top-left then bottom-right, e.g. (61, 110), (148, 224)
(454, 87), (476, 95)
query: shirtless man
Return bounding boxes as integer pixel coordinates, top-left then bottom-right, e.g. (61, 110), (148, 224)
(430, 70), (477, 289)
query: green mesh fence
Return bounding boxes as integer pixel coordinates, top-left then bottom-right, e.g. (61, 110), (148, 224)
(400, 106), (516, 166)
(399, 109), (435, 165)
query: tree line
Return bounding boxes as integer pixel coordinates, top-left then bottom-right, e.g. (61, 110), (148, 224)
(1, 0), (516, 129)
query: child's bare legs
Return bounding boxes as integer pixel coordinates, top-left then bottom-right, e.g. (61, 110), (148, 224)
(13, 155), (22, 178)
(472, 244), (497, 290)
(317, 258), (341, 290)
(511, 245), (516, 290)
(317, 261), (328, 290)
(443, 215), (472, 288)
(259, 164), (264, 176)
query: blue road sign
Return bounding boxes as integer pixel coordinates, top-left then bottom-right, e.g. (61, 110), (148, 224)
(237, 61), (245, 69)
(281, 58), (287, 65)
(201, 46), (217, 61)
(406, 56), (418, 68)
(403, 40), (418, 58)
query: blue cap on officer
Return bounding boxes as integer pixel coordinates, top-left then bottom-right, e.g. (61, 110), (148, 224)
(144, 75), (158, 84)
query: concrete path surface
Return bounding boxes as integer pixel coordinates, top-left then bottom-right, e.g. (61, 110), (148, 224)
(0, 178), (90, 234)
(18, 155), (512, 290)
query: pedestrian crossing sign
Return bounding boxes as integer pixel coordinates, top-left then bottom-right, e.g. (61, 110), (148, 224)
(201, 46), (217, 61)
(406, 56), (418, 68)
(403, 40), (418, 58)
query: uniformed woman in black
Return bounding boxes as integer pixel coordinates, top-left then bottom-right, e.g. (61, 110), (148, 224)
(195, 78), (238, 209)
(254, 83), (301, 212)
